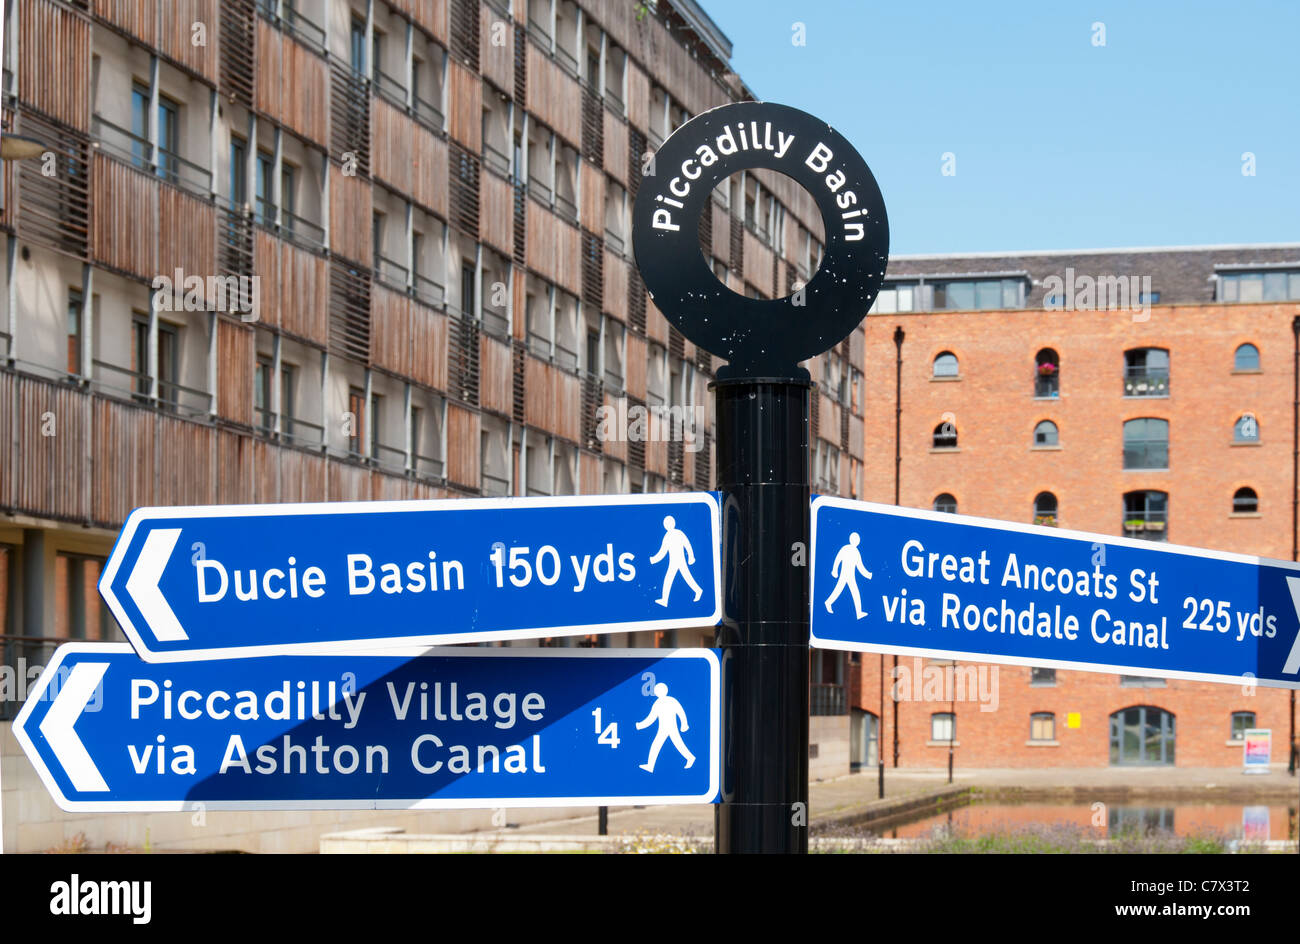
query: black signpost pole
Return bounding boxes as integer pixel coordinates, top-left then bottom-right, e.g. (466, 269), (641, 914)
(632, 100), (889, 853)
(713, 378), (811, 854)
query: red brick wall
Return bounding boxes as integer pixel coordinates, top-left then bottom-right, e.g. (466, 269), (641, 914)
(850, 301), (1300, 767)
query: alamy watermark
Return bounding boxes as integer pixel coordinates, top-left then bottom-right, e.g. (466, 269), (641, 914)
(1042, 267), (1152, 322)
(891, 656), (999, 712)
(152, 268), (261, 322)
(595, 397), (705, 453)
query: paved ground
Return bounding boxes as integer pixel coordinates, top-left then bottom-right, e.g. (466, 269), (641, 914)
(469, 766), (1300, 838)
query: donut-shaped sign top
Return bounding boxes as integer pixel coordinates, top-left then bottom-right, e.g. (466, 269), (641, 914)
(632, 101), (889, 381)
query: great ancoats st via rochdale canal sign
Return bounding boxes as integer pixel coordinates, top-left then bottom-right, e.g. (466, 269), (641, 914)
(13, 644), (721, 811)
(810, 496), (1300, 688)
(100, 493), (721, 662)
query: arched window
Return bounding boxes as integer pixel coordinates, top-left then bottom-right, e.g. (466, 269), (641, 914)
(932, 352), (959, 378)
(1123, 418), (1169, 469)
(1234, 343), (1260, 371)
(1033, 492), (1058, 526)
(1034, 348), (1059, 397)
(1109, 706), (1175, 765)
(933, 493), (957, 514)
(1234, 413), (1259, 443)
(1232, 487), (1258, 514)
(1124, 348), (1169, 397)
(1033, 420), (1059, 447)
(1124, 490), (1168, 541)
(933, 421), (957, 449)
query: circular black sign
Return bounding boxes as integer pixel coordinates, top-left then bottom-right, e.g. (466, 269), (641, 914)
(632, 101), (889, 381)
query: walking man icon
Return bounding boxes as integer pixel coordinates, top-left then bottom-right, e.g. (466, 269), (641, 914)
(825, 532), (872, 620)
(649, 515), (704, 607)
(636, 682), (695, 772)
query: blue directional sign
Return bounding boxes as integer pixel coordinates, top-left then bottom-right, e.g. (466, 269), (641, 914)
(13, 644), (720, 811)
(100, 493), (721, 662)
(810, 496), (1300, 688)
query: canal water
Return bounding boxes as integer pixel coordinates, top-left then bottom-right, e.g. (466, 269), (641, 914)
(862, 800), (1297, 841)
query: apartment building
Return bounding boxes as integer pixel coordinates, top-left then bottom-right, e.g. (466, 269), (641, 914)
(0, 0), (862, 851)
(849, 245), (1300, 771)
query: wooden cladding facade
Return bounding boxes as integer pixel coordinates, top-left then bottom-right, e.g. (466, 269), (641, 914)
(0, 372), (453, 529)
(445, 402), (481, 489)
(329, 166), (373, 266)
(254, 232), (330, 344)
(158, 0), (219, 83)
(19, 0), (92, 132)
(525, 44), (582, 147)
(91, 155), (157, 277)
(478, 171), (514, 256)
(525, 201), (582, 297)
(216, 319), (254, 425)
(254, 20), (330, 147)
(93, 0), (157, 46)
(446, 61), (483, 152)
(523, 358), (580, 444)
(371, 99), (448, 217)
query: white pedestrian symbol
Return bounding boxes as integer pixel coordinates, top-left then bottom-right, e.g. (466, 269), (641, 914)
(649, 515), (704, 607)
(636, 682), (695, 772)
(825, 532), (872, 620)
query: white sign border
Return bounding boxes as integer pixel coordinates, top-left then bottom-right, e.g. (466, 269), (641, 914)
(13, 642), (722, 813)
(101, 492), (724, 663)
(809, 495), (1300, 690)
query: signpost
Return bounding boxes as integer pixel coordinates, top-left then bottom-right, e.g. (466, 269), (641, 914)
(811, 496), (1300, 688)
(634, 100), (889, 854)
(14, 644), (720, 811)
(100, 493), (721, 661)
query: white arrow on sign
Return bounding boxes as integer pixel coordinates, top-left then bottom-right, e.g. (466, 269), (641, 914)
(38, 662), (110, 793)
(1283, 577), (1300, 675)
(124, 527), (187, 642)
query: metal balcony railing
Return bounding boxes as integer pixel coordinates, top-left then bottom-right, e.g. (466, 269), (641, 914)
(374, 68), (407, 109)
(1123, 368), (1169, 397)
(811, 683), (847, 716)
(482, 471), (510, 496)
(412, 272), (446, 309)
(413, 94), (445, 133)
(482, 142), (511, 177)
(375, 254), (409, 290)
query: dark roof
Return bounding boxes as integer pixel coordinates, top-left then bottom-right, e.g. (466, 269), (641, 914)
(883, 245), (1300, 307)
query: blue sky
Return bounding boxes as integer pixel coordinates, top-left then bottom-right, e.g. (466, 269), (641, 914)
(698, 0), (1299, 255)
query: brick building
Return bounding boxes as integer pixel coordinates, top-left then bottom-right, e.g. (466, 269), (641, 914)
(848, 245), (1300, 770)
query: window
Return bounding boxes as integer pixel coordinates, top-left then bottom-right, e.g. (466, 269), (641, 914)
(350, 17), (367, 75)
(130, 82), (150, 169)
(1232, 487), (1258, 514)
(932, 351), (959, 378)
(1030, 713), (1055, 741)
(280, 162), (297, 229)
(280, 363), (297, 440)
(1234, 343), (1260, 371)
(255, 355), (274, 431)
(1120, 675), (1166, 688)
(230, 136), (248, 207)
(1033, 420), (1058, 447)
(932, 421), (957, 449)
(1233, 413), (1259, 443)
(931, 712), (955, 742)
(132, 315), (150, 398)
(1219, 269), (1300, 302)
(1034, 348), (1059, 397)
(870, 281), (916, 314)
(347, 387), (365, 455)
(1230, 711), (1256, 740)
(157, 94), (180, 183)
(460, 261), (475, 318)
(1123, 418), (1168, 469)
(933, 493), (957, 514)
(933, 278), (1023, 310)
(1030, 667), (1056, 686)
(1124, 348), (1169, 397)
(256, 150), (274, 225)
(1033, 492), (1058, 527)
(66, 288), (83, 375)
(1123, 490), (1168, 540)
(157, 323), (179, 409)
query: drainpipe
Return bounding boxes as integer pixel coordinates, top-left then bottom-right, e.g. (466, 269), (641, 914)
(893, 326), (904, 770)
(1291, 315), (1299, 776)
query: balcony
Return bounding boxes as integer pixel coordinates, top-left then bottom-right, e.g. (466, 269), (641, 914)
(375, 254), (409, 292)
(92, 114), (212, 198)
(810, 683), (847, 716)
(481, 141), (511, 178)
(1124, 369), (1169, 397)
